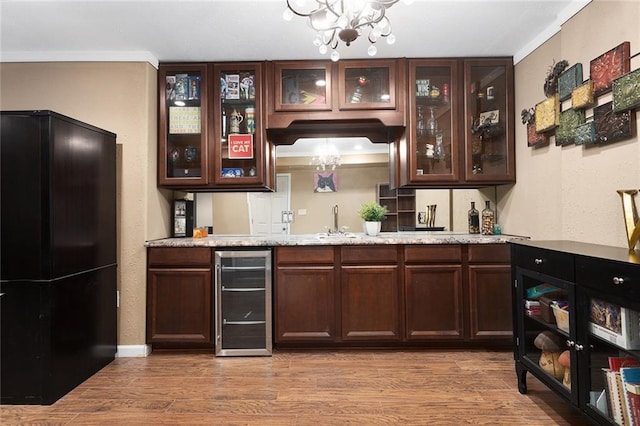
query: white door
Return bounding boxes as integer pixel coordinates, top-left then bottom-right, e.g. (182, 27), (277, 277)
(247, 174), (291, 235)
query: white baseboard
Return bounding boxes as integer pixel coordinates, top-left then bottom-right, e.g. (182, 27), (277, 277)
(116, 344), (151, 358)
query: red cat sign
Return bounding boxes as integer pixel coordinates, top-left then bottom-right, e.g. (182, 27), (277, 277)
(228, 134), (254, 159)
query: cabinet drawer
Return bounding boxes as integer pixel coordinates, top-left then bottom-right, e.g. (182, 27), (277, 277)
(276, 246), (335, 265)
(577, 257), (640, 298)
(148, 247), (212, 267)
(512, 245), (574, 281)
(341, 246), (398, 264)
(468, 244), (510, 263)
(404, 245), (461, 263)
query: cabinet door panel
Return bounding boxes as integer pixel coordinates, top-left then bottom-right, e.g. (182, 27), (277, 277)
(405, 265), (463, 340)
(341, 266), (400, 341)
(464, 58), (515, 183)
(468, 264), (512, 339)
(158, 64), (209, 187)
(275, 266), (336, 342)
(147, 268), (212, 344)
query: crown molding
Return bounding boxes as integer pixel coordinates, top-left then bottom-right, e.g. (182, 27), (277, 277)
(0, 50), (159, 69)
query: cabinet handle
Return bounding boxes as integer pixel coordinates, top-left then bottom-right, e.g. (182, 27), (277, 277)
(534, 258), (543, 264)
(575, 344), (584, 351)
(613, 277), (625, 285)
(566, 340), (575, 347)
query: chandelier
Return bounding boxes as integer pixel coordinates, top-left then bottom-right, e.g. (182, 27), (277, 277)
(309, 140), (342, 170)
(283, 0), (411, 61)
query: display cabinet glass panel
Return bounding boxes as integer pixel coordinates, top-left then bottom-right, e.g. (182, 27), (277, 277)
(516, 268), (578, 405)
(158, 64), (208, 186)
(464, 59), (514, 182)
(213, 63), (266, 186)
(273, 61), (332, 111)
(408, 59), (459, 183)
(581, 289), (640, 424)
(338, 60), (396, 110)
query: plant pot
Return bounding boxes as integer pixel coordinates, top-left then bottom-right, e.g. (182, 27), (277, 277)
(364, 221), (382, 236)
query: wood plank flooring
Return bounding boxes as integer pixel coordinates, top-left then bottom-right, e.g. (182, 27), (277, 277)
(1, 349), (587, 425)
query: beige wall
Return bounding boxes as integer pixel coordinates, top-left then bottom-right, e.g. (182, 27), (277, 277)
(504, 0), (640, 247)
(0, 62), (168, 347)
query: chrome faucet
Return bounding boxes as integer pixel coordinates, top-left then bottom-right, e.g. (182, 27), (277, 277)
(331, 204), (339, 234)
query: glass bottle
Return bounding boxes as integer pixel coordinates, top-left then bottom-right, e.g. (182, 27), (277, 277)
(416, 105), (426, 136)
(468, 202), (479, 234)
(426, 106), (438, 134)
(482, 200), (495, 235)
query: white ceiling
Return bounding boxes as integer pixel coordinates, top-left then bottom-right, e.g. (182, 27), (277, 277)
(1, 0), (591, 67)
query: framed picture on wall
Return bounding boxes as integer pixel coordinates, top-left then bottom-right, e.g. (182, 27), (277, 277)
(314, 172), (337, 193)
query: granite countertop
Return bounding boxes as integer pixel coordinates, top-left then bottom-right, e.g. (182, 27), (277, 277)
(145, 232), (528, 247)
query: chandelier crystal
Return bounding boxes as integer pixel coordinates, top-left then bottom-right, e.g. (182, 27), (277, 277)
(309, 139), (342, 171)
(283, 0), (410, 61)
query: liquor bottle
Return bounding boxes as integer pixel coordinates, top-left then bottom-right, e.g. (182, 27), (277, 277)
(468, 202), (479, 234)
(482, 200), (495, 235)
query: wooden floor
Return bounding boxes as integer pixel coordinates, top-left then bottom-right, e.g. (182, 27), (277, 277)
(1, 349), (587, 425)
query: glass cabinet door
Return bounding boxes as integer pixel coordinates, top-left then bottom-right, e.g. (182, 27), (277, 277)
(580, 289), (640, 424)
(273, 61), (332, 111)
(408, 59), (459, 183)
(213, 63), (265, 186)
(464, 59), (515, 183)
(516, 268), (578, 405)
(338, 60), (396, 110)
(158, 64), (208, 186)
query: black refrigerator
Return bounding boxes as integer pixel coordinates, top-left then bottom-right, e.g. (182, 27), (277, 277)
(0, 110), (118, 404)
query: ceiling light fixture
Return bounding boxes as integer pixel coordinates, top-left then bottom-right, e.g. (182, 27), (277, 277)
(283, 0), (412, 62)
(309, 139), (342, 171)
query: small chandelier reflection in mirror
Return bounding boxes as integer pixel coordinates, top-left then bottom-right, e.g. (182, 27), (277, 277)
(310, 139), (342, 171)
(283, 0), (412, 62)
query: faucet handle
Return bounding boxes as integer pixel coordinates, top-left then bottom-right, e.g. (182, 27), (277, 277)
(340, 226), (350, 234)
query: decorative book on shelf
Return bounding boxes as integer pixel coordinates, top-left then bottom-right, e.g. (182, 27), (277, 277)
(603, 368), (629, 426)
(621, 367), (640, 426)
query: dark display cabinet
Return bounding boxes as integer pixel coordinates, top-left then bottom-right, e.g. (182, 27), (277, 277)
(0, 111), (117, 404)
(512, 240), (640, 425)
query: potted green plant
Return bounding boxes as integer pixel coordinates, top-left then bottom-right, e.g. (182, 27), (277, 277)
(358, 201), (388, 236)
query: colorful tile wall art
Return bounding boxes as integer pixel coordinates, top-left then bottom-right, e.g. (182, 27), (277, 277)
(571, 80), (595, 110)
(556, 108), (586, 146)
(558, 63), (583, 101)
(527, 122), (550, 147)
(590, 41), (631, 96)
(534, 94), (560, 133)
(574, 122), (596, 145)
(613, 68), (640, 113)
(593, 101), (635, 144)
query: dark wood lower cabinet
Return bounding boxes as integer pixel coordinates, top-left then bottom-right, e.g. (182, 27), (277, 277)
(274, 246), (338, 343)
(274, 243), (512, 347)
(341, 265), (401, 341)
(468, 244), (512, 341)
(146, 248), (213, 348)
(275, 266), (336, 342)
(405, 264), (463, 340)
(146, 244), (512, 349)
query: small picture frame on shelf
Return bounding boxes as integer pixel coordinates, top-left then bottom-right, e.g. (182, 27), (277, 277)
(479, 109), (499, 126)
(590, 41), (631, 96)
(589, 298), (640, 350)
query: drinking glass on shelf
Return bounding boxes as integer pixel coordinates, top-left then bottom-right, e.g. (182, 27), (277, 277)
(426, 106), (438, 134)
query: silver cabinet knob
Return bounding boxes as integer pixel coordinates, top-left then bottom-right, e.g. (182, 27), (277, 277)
(534, 258), (543, 265)
(613, 277), (625, 285)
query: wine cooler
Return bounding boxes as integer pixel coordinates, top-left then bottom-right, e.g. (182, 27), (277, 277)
(214, 249), (272, 356)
